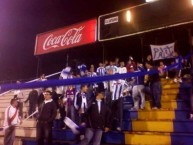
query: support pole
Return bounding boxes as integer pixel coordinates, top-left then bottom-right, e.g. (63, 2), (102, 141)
(188, 29), (193, 75)
(36, 56), (41, 78)
(140, 37), (144, 63)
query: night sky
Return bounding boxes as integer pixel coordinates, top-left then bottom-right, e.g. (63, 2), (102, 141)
(0, 0), (192, 82)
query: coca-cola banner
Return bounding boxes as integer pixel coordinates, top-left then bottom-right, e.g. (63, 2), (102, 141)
(34, 19), (97, 55)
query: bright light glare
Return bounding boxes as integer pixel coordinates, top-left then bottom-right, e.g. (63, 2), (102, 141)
(192, 0), (193, 6)
(126, 10), (131, 22)
(146, 0), (158, 2)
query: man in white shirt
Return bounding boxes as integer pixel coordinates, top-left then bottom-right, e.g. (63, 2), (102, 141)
(4, 99), (21, 145)
(118, 62), (127, 74)
(106, 61), (118, 74)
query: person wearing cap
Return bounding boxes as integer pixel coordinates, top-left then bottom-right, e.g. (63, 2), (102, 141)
(36, 90), (57, 145)
(80, 83), (111, 145)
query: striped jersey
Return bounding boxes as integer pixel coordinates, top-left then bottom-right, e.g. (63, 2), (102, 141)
(105, 65), (118, 74)
(97, 67), (106, 76)
(88, 72), (97, 77)
(111, 80), (128, 100)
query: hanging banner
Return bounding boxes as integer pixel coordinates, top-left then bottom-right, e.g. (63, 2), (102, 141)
(34, 19), (97, 55)
(150, 42), (175, 61)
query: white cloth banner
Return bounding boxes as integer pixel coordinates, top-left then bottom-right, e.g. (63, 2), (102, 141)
(150, 42), (175, 61)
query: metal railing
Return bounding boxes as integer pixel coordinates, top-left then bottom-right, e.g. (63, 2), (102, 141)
(0, 71), (61, 96)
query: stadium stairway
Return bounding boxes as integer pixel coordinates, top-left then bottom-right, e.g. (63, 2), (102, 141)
(0, 79), (192, 145)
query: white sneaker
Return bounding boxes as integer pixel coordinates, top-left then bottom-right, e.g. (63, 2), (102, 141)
(116, 127), (122, 132)
(152, 107), (158, 110)
(178, 78), (182, 83)
(140, 107), (145, 110)
(130, 107), (139, 111)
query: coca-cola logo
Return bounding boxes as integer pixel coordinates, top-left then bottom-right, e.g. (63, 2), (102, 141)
(43, 26), (85, 50)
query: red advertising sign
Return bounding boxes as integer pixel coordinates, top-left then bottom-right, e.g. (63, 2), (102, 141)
(34, 19), (97, 55)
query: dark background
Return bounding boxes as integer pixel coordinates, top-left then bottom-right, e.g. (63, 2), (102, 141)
(0, 0), (192, 83)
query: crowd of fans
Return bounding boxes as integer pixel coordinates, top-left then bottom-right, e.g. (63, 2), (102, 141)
(10, 51), (192, 144)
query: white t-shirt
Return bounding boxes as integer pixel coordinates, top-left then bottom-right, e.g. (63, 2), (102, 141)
(4, 106), (20, 126)
(118, 67), (127, 74)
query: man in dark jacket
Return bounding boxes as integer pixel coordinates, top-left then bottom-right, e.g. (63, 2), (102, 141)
(80, 83), (111, 145)
(36, 90), (57, 145)
(145, 62), (162, 109)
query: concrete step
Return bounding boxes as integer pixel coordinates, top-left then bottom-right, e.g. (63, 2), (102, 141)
(162, 84), (179, 89)
(124, 132), (171, 145)
(145, 100), (188, 110)
(162, 89), (179, 95)
(123, 120), (193, 133)
(124, 98), (187, 110)
(161, 79), (178, 84)
(162, 94), (177, 101)
(124, 110), (189, 120)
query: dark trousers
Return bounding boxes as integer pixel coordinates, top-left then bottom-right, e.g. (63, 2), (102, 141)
(4, 126), (15, 145)
(80, 128), (103, 145)
(37, 122), (53, 145)
(150, 81), (162, 108)
(66, 105), (75, 122)
(111, 98), (123, 130)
